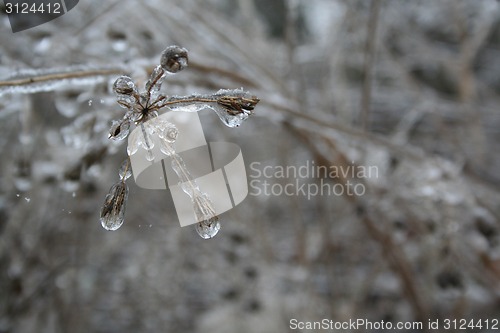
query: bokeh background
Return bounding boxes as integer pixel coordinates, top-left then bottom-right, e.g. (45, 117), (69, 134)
(1, 0), (500, 332)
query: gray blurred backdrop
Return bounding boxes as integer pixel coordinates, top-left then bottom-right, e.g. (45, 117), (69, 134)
(1, 0), (500, 332)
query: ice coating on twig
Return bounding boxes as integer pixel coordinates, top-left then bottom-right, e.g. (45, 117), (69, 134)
(164, 89), (259, 127)
(0, 65), (124, 96)
(155, 120), (221, 238)
(108, 119), (130, 141)
(145, 65), (167, 101)
(102, 45), (259, 236)
(118, 158), (132, 181)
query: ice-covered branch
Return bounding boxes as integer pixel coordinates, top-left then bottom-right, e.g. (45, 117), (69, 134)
(0, 65), (126, 96)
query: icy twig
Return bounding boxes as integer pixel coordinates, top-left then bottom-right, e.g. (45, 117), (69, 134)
(0, 65), (125, 96)
(101, 45), (258, 237)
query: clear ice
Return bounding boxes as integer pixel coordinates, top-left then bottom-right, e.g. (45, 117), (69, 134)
(118, 158), (132, 180)
(195, 217), (221, 239)
(108, 119), (130, 141)
(100, 181), (129, 231)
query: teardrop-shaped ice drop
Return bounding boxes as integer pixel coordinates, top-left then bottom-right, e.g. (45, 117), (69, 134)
(195, 217), (221, 239)
(113, 76), (137, 96)
(127, 144), (138, 156)
(100, 181), (129, 231)
(160, 46), (188, 74)
(108, 119), (130, 141)
(145, 148), (155, 162)
(211, 105), (249, 127)
(114, 76), (138, 108)
(118, 158), (132, 180)
(212, 90), (259, 127)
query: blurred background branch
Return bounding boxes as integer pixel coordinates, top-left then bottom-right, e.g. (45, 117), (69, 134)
(1, 0), (500, 332)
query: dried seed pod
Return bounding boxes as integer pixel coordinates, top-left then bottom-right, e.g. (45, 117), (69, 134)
(217, 93), (260, 116)
(145, 65), (166, 99)
(100, 181), (129, 231)
(160, 46), (188, 73)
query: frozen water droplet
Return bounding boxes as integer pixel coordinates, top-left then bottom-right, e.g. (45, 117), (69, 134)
(114, 76), (139, 108)
(72, 192), (76, 198)
(119, 158), (132, 180)
(127, 144), (138, 156)
(16, 194), (20, 197)
(24, 197), (30, 203)
(145, 148), (155, 162)
(212, 89), (258, 127)
(109, 119), (130, 141)
(160, 46), (188, 74)
(100, 181), (129, 231)
(113, 76), (137, 96)
(195, 217), (221, 239)
(88, 99), (92, 106)
(100, 99), (105, 104)
(212, 104), (249, 128)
